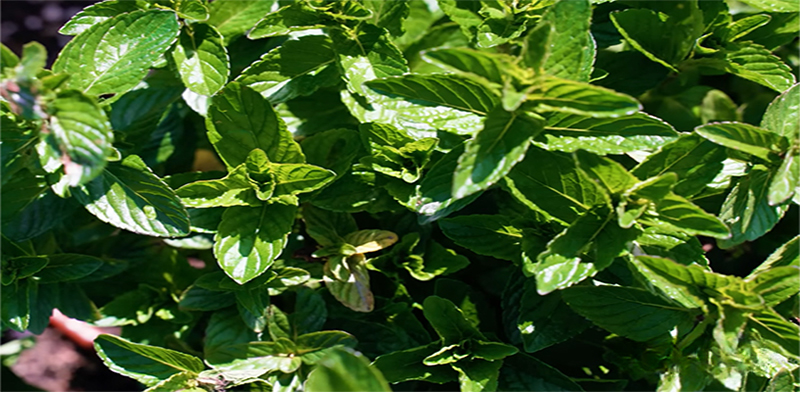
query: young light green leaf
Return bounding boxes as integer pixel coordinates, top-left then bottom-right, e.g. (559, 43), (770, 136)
(724, 14), (772, 41)
(746, 266), (800, 307)
(719, 166), (790, 248)
(631, 256), (728, 309)
(176, 164), (261, 208)
(366, 74), (500, 115)
(343, 230), (398, 254)
(453, 108), (544, 199)
(574, 151), (638, 195)
(206, 82), (305, 168)
(53, 10), (180, 97)
(751, 236), (799, 274)
(540, 0), (595, 82)
(644, 193), (731, 239)
(538, 112), (679, 155)
(363, 0), (409, 37)
(272, 163), (336, 197)
(526, 76), (641, 118)
(206, 0), (276, 44)
(423, 296), (483, 345)
(562, 286), (698, 342)
(747, 310), (800, 359)
(305, 346), (392, 392)
(58, 0), (148, 36)
(517, 279), (591, 353)
(167, 0), (209, 21)
(40, 90), (113, 187)
(73, 155), (190, 237)
(213, 203), (297, 284)
(504, 145), (608, 224)
(452, 358), (502, 392)
(438, 215), (522, 262)
(695, 122), (787, 160)
(237, 35), (338, 104)
(94, 334), (205, 386)
(437, 0), (482, 41)
(761, 83), (799, 138)
(170, 23), (229, 96)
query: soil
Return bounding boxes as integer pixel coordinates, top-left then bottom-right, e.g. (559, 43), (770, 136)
(3, 327), (142, 392)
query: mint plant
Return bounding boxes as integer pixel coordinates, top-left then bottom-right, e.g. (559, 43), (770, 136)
(1, 0), (798, 392)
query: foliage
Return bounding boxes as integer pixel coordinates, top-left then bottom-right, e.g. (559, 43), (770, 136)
(1, 0), (798, 392)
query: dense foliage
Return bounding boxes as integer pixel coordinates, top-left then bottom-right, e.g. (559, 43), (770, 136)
(1, 0), (798, 392)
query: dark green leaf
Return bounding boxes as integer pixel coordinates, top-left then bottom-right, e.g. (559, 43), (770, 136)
(372, 342), (458, 384)
(517, 279), (590, 353)
(438, 215), (522, 262)
(498, 353), (584, 392)
(452, 358), (502, 392)
(504, 145), (608, 224)
(644, 193), (731, 239)
(422, 296), (483, 345)
(35, 254), (103, 283)
(562, 286), (697, 342)
(411, 143), (480, 223)
(363, 0), (409, 37)
(324, 254), (374, 312)
(719, 166), (789, 248)
(746, 266), (800, 307)
(526, 76), (641, 118)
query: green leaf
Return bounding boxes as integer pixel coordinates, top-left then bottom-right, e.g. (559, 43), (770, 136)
(302, 128), (363, 178)
(422, 296), (483, 345)
(94, 334), (204, 386)
(272, 163), (335, 197)
(719, 41), (796, 93)
(366, 74), (500, 115)
(35, 254), (103, 283)
(562, 286), (697, 342)
(748, 310), (800, 358)
(363, 0), (410, 37)
(167, 0), (209, 21)
(517, 279), (591, 353)
(206, 0), (276, 44)
(58, 0), (148, 36)
(343, 229), (398, 254)
(38, 90), (112, 187)
(695, 122), (787, 160)
(452, 358), (502, 392)
(176, 164), (261, 208)
(631, 134), (727, 198)
(761, 83), (799, 138)
(769, 146), (799, 205)
(540, 0), (595, 82)
(452, 108), (544, 199)
(438, 0), (482, 41)
(537, 112), (679, 155)
(73, 155), (191, 237)
(746, 266), (800, 307)
(372, 342), (458, 384)
(214, 203), (296, 284)
(410, 143), (480, 223)
(205, 338), (301, 375)
(301, 205), (357, 248)
(146, 371), (201, 392)
(609, 2), (704, 71)
(324, 254), (374, 312)
(422, 47), (511, 85)
(504, 146), (608, 224)
(207, 82), (304, 168)
(724, 14), (772, 41)
(53, 10), (180, 97)
(292, 288), (328, 336)
(634, 227), (709, 268)
(574, 151), (638, 195)
(237, 35), (339, 104)
(109, 84), (183, 143)
(719, 166), (790, 248)
(737, 0), (799, 14)
(631, 256), (729, 309)
(235, 286), (271, 333)
(438, 215), (522, 262)
(248, 2), (327, 39)
(526, 76), (641, 118)
(752, 236), (799, 274)
(170, 23), (229, 96)
(1, 279), (30, 331)
(305, 347), (392, 392)
(644, 193), (731, 239)
(295, 331), (358, 362)
(498, 353), (583, 392)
